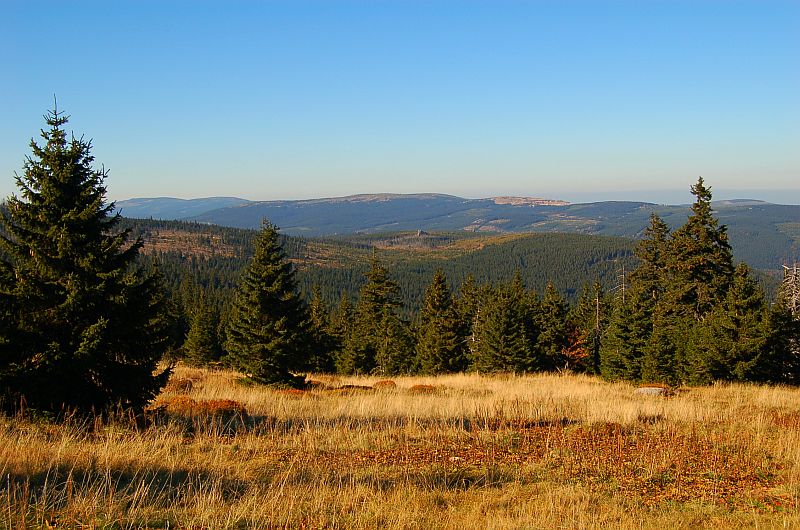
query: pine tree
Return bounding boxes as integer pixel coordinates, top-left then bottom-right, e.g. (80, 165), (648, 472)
(0, 107), (174, 414)
(535, 283), (569, 371)
(470, 284), (532, 373)
(306, 285), (336, 373)
(666, 177), (734, 320)
(183, 294), (224, 367)
(330, 293), (353, 373)
(416, 270), (466, 374)
(693, 264), (771, 382)
(600, 289), (651, 381)
(375, 312), (415, 375)
(567, 281), (607, 373)
(456, 274), (480, 356)
(629, 213), (674, 384)
(225, 220), (309, 387)
(640, 303), (678, 385)
(631, 213), (670, 304)
(341, 258), (412, 374)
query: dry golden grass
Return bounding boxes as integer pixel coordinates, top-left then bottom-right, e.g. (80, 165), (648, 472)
(2, 367), (800, 529)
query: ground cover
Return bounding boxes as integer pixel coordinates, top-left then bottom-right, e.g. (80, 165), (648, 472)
(2, 368), (799, 528)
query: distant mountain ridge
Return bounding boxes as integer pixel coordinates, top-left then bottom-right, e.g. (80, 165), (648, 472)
(115, 196), (250, 219)
(115, 193), (800, 269)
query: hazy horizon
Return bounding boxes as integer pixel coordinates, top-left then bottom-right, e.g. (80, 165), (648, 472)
(114, 187), (800, 207)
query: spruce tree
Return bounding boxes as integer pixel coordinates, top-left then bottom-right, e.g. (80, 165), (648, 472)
(330, 293), (353, 373)
(666, 177), (734, 320)
(183, 295), (224, 367)
(631, 213), (670, 304)
(416, 270), (466, 374)
(567, 281), (607, 373)
(600, 289), (651, 381)
(693, 264), (771, 382)
(225, 221), (309, 387)
(456, 274), (480, 355)
(341, 257), (413, 374)
(470, 284), (532, 373)
(629, 213), (675, 384)
(535, 283), (569, 371)
(0, 107), (174, 414)
(306, 286), (336, 373)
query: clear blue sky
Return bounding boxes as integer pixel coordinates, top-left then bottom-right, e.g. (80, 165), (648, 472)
(1, 1), (798, 204)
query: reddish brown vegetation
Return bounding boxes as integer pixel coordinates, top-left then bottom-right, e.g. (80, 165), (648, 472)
(372, 380), (397, 389)
(409, 384), (438, 394)
(769, 410), (800, 429)
(157, 396), (247, 417)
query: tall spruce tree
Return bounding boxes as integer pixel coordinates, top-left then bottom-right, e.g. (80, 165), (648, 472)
(225, 221), (309, 387)
(416, 270), (466, 373)
(0, 107), (174, 414)
(630, 213), (675, 384)
(666, 177), (734, 320)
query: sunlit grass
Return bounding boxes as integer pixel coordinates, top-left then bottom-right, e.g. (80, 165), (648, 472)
(2, 366), (799, 528)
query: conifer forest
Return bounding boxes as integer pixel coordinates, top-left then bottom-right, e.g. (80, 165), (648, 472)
(2, 109), (800, 407)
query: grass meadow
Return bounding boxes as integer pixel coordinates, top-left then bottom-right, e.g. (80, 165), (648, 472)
(2, 366), (800, 529)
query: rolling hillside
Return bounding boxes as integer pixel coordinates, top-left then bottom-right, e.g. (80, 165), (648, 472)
(122, 219), (638, 312)
(117, 194), (800, 270)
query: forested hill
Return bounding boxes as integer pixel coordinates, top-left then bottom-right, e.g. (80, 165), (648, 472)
(121, 218), (637, 313)
(116, 194), (800, 270)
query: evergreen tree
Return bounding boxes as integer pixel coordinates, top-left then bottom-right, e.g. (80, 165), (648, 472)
(631, 213), (670, 304)
(765, 305), (800, 385)
(535, 283), (569, 371)
(666, 177), (734, 320)
(600, 289), (651, 381)
(470, 284), (532, 373)
(341, 258), (413, 374)
(225, 221), (309, 387)
(456, 274), (480, 355)
(629, 213), (675, 384)
(567, 281), (607, 373)
(375, 312), (415, 375)
(330, 293), (353, 373)
(692, 264), (771, 382)
(416, 270), (466, 373)
(640, 304), (678, 385)
(183, 294), (224, 366)
(306, 285), (336, 373)
(0, 107), (174, 414)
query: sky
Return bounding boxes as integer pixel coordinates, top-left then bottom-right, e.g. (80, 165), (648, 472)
(1, 1), (798, 204)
